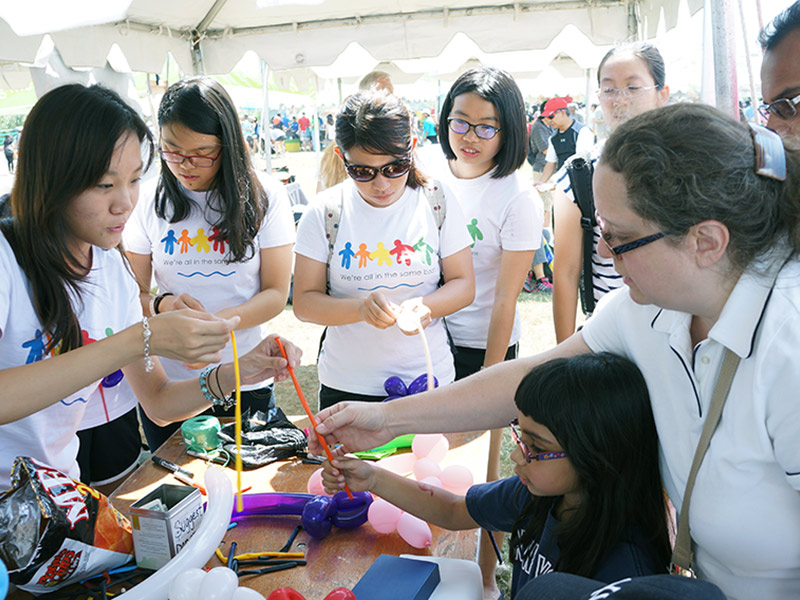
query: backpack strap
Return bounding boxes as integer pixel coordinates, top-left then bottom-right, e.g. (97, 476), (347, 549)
(565, 156), (596, 314)
(422, 180), (446, 230)
(324, 187), (345, 290)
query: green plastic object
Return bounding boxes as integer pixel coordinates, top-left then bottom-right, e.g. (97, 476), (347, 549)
(353, 434), (416, 460)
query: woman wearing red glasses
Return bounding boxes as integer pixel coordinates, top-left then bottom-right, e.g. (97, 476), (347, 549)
(293, 90), (474, 411)
(124, 77), (295, 452)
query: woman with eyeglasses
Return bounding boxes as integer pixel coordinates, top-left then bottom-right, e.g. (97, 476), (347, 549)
(415, 66), (542, 600)
(293, 90), (474, 411)
(124, 76), (295, 452)
(551, 42), (669, 343)
(321, 352), (671, 598)
(314, 103), (800, 599)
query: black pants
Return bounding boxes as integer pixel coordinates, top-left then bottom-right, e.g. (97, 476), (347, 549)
(139, 384), (275, 452)
(318, 384), (386, 412)
(453, 344), (518, 381)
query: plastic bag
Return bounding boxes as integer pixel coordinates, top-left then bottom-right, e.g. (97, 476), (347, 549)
(0, 457), (133, 592)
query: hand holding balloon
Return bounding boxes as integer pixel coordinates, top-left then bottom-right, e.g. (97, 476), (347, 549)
(395, 298), (431, 335)
(359, 291), (398, 330)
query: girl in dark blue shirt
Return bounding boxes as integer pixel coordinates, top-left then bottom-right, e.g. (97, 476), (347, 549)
(323, 352), (671, 598)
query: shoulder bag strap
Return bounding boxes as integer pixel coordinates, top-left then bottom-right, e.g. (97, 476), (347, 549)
(565, 157), (595, 314)
(670, 347), (740, 577)
(324, 187), (345, 292)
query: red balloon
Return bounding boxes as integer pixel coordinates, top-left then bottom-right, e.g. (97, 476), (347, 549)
(266, 588), (306, 600)
(324, 588), (356, 600)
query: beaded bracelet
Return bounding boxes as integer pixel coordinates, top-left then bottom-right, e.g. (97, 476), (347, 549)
(148, 295), (157, 317)
(199, 366), (235, 409)
(142, 316), (154, 373)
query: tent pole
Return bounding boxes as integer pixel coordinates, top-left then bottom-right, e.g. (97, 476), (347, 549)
(261, 60), (271, 173)
(736, 0), (758, 122)
(312, 74), (321, 155)
(709, 0), (738, 118)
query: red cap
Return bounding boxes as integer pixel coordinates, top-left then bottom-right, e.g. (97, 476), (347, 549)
(541, 97), (569, 117)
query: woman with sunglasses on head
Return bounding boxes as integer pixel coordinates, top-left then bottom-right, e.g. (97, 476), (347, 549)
(124, 77), (295, 452)
(293, 90), (474, 411)
(550, 42), (669, 343)
(322, 353), (671, 598)
(416, 66), (542, 600)
(314, 103), (800, 599)
(0, 83), (301, 492)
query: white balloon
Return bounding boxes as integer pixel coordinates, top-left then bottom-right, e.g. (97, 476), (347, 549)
(199, 567), (238, 600)
(168, 568), (206, 600)
(231, 587), (267, 600)
(116, 467), (234, 600)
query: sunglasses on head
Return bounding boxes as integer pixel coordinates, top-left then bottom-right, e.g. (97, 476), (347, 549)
(341, 155), (412, 182)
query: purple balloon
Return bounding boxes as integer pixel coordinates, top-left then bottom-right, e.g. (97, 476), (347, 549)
(330, 491), (372, 529)
(101, 369), (124, 388)
(383, 376), (408, 397)
(301, 495), (336, 539)
(407, 374), (438, 396)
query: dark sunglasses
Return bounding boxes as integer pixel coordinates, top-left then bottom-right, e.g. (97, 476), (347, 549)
(447, 118), (501, 140)
(760, 93), (800, 121)
(341, 155), (412, 182)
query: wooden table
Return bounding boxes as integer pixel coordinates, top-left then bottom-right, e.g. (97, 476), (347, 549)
(93, 421), (488, 597)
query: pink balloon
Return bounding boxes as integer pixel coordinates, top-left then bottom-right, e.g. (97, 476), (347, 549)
(411, 434), (449, 462)
(375, 452), (417, 476)
(439, 465), (474, 496)
(413, 457), (442, 481)
(397, 512), (432, 548)
(307, 468), (329, 496)
(367, 498), (403, 534)
(418, 476), (442, 489)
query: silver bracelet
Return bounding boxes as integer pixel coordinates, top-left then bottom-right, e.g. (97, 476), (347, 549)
(142, 316), (154, 373)
(148, 295), (157, 317)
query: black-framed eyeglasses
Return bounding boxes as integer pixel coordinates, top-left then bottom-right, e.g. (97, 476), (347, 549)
(508, 418), (567, 464)
(760, 93), (800, 121)
(595, 212), (667, 257)
(447, 118), (501, 140)
(159, 148), (222, 168)
(341, 155), (412, 182)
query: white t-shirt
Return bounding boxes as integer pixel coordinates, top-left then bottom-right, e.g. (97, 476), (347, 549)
(418, 146), (543, 348)
(0, 233), (142, 489)
(294, 179), (472, 395)
(544, 124), (594, 165)
(124, 172), (295, 388)
(553, 143), (622, 311)
(581, 254), (800, 600)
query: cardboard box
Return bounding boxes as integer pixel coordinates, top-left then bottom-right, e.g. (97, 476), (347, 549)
(352, 554), (440, 600)
(129, 484), (203, 570)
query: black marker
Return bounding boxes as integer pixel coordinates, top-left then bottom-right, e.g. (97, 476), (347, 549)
(151, 455), (194, 480)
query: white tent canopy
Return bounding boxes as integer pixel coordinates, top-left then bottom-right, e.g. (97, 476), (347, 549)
(0, 0), (703, 75)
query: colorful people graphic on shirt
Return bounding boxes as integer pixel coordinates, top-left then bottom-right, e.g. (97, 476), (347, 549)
(390, 240), (415, 266)
(22, 330), (47, 364)
(355, 243), (372, 268)
(209, 226), (227, 255)
(369, 242), (393, 266)
(191, 228), (211, 253)
(339, 242), (356, 269)
(413, 237), (434, 265)
(467, 218), (483, 247)
(161, 230), (178, 255)
(178, 229), (193, 253)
